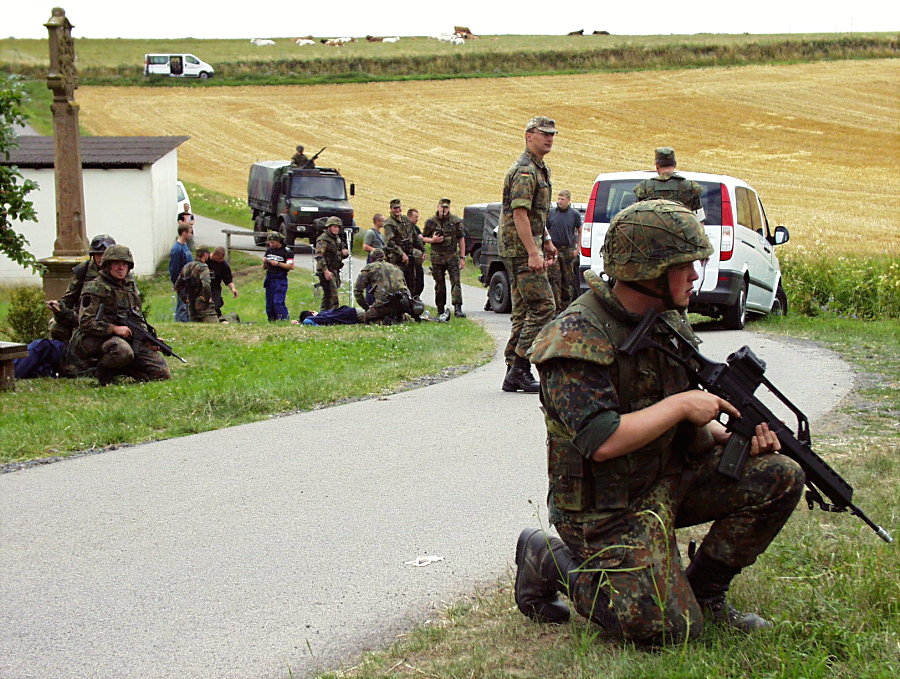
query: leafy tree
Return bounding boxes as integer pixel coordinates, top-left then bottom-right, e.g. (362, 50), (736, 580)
(0, 74), (43, 274)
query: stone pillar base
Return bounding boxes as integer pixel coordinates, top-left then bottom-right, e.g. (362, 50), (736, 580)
(39, 256), (84, 301)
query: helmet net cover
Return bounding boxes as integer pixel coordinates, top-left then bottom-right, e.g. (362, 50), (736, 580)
(602, 199), (713, 282)
(100, 244), (135, 269)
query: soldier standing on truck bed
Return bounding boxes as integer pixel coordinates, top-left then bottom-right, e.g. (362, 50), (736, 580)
(291, 144), (313, 168)
(633, 147), (703, 213)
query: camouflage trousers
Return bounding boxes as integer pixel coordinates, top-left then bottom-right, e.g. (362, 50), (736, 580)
(554, 447), (804, 644)
(73, 335), (171, 383)
(502, 256), (556, 365)
(547, 245), (579, 312)
(188, 297), (219, 323)
(318, 271), (342, 311)
(430, 256), (462, 309)
(360, 300), (405, 324)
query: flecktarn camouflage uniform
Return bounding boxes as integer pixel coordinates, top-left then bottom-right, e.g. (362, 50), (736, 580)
(177, 260), (218, 323)
(634, 172), (703, 212)
(383, 210), (424, 291)
(69, 246), (170, 384)
(315, 219), (348, 311)
(499, 147), (556, 365)
(515, 201), (804, 643)
(423, 207), (465, 311)
(353, 249), (410, 323)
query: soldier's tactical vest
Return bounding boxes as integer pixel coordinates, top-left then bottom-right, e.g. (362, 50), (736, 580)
(535, 277), (697, 517)
(636, 175), (696, 208)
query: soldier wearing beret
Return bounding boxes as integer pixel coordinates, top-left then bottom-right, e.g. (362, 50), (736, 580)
(498, 115), (559, 393)
(634, 147), (703, 213)
(382, 198), (425, 295)
(315, 216), (350, 310)
(423, 197), (466, 319)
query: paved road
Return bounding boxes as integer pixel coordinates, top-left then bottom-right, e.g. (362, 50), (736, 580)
(0, 218), (855, 679)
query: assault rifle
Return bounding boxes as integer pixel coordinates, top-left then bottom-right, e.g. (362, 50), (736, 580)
(302, 146), (326, 169)
(97, 304), (187, 363)
(619, 309), (892, 543)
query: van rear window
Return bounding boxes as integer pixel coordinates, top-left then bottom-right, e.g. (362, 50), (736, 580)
(148, 56), (168, 65)
(591, 180), (722, 224)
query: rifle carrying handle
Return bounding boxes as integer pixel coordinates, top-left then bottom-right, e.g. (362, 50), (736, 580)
(718, 431), (750, 480)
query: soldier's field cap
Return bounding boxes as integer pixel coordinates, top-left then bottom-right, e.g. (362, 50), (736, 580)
(389, 198), (402, 207)
(655, 146), (676, 166)
(526, 116), (557, 134)
(267, 230), (285, 242)
(439, 197), (451, 207)
(325, 216), (343, 226)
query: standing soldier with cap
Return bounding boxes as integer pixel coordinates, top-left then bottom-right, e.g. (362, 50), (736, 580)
(423, 197), (467, 319)
(546, 189), (582, 312)
(499, 115), (559, 393)
(46, 234), (116, 342)
(634, 147), (703, 213)
(514, 199), (803, 644)
(69, 245), (171, 386)
(315, 216), (350, 310)
(383, 198), (425, 295)
(176, 247), (219, 323)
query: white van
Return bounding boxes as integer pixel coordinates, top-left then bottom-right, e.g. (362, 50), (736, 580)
(580, 171), (790, 329)
(144, 54), (214, 79)
(176, 180), (191, 218)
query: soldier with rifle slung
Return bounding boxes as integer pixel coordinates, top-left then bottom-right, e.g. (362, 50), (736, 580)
(382, 198), (425, 296)
(69, 245), (172, 386)
(514, 199), (806, 644)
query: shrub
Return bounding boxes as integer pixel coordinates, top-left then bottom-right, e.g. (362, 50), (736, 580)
(780, 250), (900, 320)
(1, 286), (50, 343)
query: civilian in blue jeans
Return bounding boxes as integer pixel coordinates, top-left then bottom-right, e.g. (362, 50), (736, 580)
(168, 223), (194, 322)
(263, 232), (294, 321)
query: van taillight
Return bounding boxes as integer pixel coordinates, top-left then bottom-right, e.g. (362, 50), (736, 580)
(720, 183), (734, 261)
(582, 182), (600, 257)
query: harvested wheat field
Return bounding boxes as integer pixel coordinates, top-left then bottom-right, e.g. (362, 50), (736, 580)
(77, 59), (899, 256)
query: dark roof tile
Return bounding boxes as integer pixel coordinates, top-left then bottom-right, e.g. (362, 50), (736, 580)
(1, 136), (190, 169)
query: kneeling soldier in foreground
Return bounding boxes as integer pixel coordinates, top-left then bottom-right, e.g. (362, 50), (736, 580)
(70, 245), (171, 386)
(514, 200), (804, 644)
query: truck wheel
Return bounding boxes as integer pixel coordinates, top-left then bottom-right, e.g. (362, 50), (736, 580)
(489, 269), (511, 313)
(722, 280), (748, 330)
(470, 245), (482, 267)
(770, 282), (788, 317)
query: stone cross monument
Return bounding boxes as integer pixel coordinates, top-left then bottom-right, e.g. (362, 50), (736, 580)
(40, 7), (89, 300)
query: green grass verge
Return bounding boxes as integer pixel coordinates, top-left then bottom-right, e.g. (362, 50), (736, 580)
(0, 251), (493, 463)
(314, 313), (899, 679)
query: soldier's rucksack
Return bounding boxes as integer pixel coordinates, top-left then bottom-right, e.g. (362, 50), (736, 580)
(174, 263), (200, 302)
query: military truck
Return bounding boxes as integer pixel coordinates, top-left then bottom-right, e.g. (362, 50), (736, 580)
(248, 161), (357, 248)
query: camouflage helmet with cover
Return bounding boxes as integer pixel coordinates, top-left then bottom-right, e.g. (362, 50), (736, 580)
(602, 199), (713, 282)
(89, 234), (116, 254)
(100, 244), (135, 270)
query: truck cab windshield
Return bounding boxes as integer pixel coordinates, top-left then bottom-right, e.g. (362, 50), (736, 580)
(290, 176), (346, 200)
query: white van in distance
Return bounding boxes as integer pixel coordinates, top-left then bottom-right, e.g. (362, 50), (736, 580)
(580, 171), (790, 329)
(144, 54), (214, 79)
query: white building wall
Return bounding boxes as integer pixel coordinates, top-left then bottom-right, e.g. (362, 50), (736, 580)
(0, 152), (179, 286)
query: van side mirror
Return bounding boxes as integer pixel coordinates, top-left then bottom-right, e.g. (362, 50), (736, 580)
(772, 225), (789, 245)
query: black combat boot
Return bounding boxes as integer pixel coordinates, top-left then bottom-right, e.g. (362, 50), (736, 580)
(96, 367), (117, 387)
(502, 356), (540, 393)
(483, 298), (492, 311)
(454, 304), (466, 318)
(685, 548), (772, 632)
(515, 528), (576, 624)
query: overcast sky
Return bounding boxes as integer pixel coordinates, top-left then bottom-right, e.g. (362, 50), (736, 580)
(5, 1), (897, 39)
